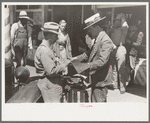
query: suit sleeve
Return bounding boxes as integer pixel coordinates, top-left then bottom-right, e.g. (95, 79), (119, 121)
(89, 39), (113, 71)
(40, 50), (66, 77)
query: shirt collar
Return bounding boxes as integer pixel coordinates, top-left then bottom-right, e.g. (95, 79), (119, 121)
(122, 21), (129, 28)
(42, 39), (55, 49)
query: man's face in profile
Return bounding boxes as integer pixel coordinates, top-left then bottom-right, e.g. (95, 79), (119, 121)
(60, 23), (66, 32)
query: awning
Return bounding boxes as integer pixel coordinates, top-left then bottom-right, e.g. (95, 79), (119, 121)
(94, 4), (146, 9)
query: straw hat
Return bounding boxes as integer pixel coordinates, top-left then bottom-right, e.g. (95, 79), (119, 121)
(84, 13), (106, 30)
(19, 11), (29, 19)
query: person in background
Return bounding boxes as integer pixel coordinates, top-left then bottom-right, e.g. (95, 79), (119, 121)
(109, 15), (129, 94)
(72, 13), (114, 102)
(34, 22), (71, 103)
(117, 13), (130, 66)
(126, 21), (144, 85)
(37, 28), (44, 46)
(11, 11), (33, 68)
(54, 20), (72, 75)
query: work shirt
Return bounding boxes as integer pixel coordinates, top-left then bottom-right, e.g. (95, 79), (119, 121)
(34, 39), (67, 77)
(11, 21), (33, 49)
(128, 31), (144, 56)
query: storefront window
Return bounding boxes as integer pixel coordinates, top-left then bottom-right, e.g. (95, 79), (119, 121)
(47, 11), (52, 21)
(29, 5), (41, 9)
(48, 5), (52, 9)
(16, 5), (28, 9)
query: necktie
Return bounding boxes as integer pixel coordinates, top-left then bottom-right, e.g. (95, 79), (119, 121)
(90, 39), (96, 52)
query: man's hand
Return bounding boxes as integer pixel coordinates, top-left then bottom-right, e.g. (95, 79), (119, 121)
(95, 81), (114, 87)
(73, 74), (87, 80)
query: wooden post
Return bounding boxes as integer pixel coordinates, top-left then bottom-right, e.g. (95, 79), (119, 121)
(81, 5), (84, 24)
(9, 5), (15, 25)
(51, 5), (54, 21)
(41, 5), (45, 27)
(111, 7), (115, 25)
(44, 5), (48, 22)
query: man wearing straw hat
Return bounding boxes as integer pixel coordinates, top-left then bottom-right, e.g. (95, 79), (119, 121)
(34, 22), (71, 103)
(11, 10), (33, 68)
(72, 13), (114, 102)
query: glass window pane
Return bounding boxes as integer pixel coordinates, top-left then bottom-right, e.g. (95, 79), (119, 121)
(48, 5), (52, 9)
(16, 5), (28, 9)
(48, 11), (51, 21)
(29, 5), (41, 9)
(27, 12), (34, 19)
(33, 12), (42, 24)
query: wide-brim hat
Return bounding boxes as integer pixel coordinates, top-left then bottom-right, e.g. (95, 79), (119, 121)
(84, 13), (106, 30)
(19, 10), (29, 19)
(41, 22), (60, 35)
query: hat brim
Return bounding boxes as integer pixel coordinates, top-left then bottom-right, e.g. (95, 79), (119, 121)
(41, 28), (60, 35)
(84, 16), (106, 30)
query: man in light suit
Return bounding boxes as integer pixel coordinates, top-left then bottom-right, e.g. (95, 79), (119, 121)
(72, 13), (114, 102)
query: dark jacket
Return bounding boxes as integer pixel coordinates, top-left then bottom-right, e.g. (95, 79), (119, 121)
(127, 30), (144, 57)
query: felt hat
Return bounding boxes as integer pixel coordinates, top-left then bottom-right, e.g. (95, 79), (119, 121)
(41, 22), (60, 35)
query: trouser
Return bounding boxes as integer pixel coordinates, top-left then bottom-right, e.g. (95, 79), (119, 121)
(14, 45), (28, 68)
(91, 87), (108, 102)
(111, 45), (129, 91)
(128, 55), (137, 84)
(60, 48), (68, 75)
(129, 55), (137, 70)
(37, 77), (63, 103)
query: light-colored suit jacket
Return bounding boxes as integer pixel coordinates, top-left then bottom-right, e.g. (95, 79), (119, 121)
(77, 31), (114, 85)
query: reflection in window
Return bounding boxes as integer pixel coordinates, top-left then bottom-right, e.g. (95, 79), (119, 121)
(16, 5), (28, 9)
(48, 11), (52, 21)
(29, 5), (41, 9)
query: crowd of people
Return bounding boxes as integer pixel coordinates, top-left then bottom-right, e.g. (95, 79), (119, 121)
(10, 10), (145, 103)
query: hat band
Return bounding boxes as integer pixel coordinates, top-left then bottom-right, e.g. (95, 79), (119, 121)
(85, 16), (101, 27)
(43, 28), (59, 32)
(19, 15), (28, 18)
